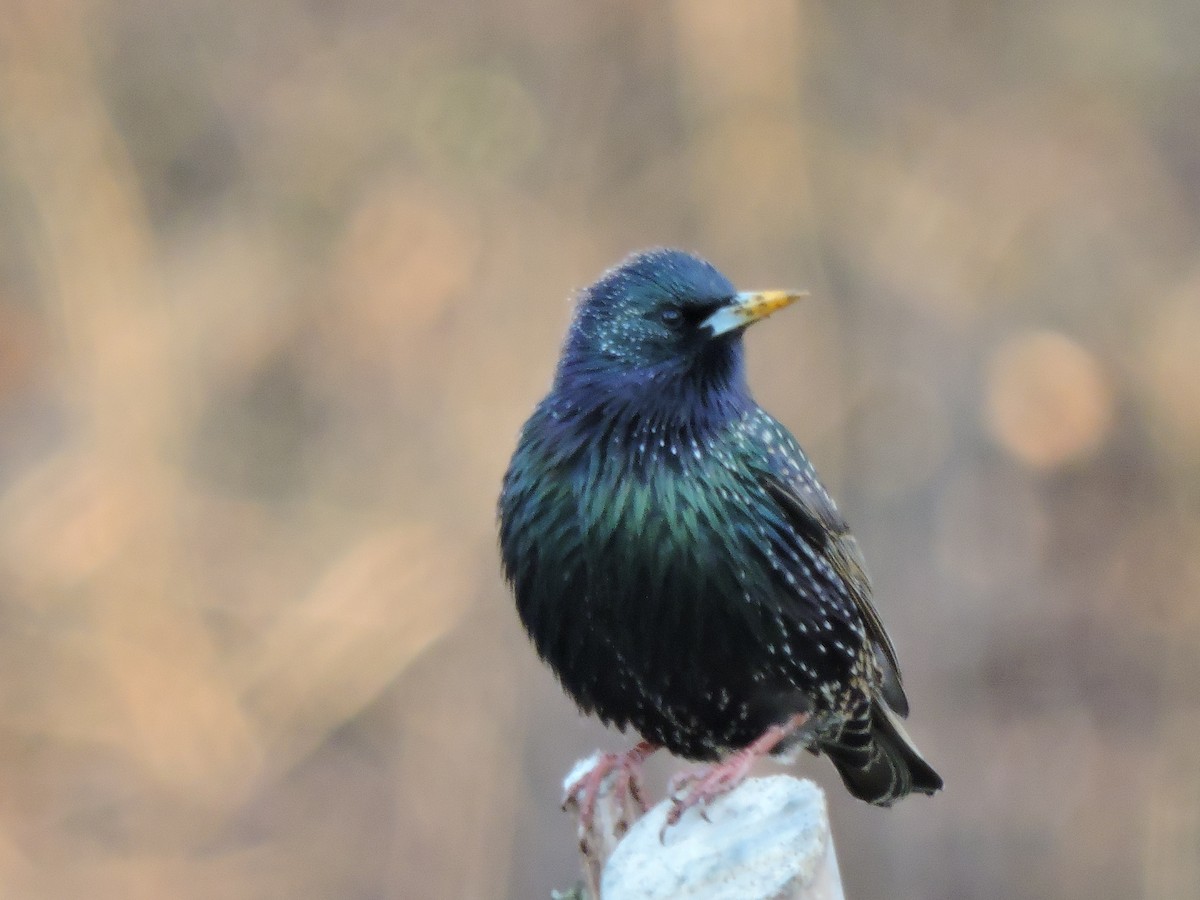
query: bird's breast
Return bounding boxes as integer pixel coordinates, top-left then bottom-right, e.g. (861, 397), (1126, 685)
(509, 442), (764, 665)
(499, 408), (867, 755)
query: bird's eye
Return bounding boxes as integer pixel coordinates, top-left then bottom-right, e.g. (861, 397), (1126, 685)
(660, 307), (684, 328)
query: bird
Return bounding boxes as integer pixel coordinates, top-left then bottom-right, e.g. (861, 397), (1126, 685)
(498, 248), (941, 828)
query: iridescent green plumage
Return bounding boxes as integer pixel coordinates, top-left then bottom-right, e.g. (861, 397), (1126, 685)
(499, 249), (941, 805)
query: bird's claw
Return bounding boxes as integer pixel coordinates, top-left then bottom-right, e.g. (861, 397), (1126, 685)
(562, 743), (658, 896)
(659, 750), (757, 841)
(658, 714), (810, 841)
(562, 742), (656, 834)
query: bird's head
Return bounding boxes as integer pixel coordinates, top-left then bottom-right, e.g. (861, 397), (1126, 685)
(553, 249), (804, 421)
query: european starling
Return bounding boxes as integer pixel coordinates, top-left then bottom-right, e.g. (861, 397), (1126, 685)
(499, 249), (941, 824)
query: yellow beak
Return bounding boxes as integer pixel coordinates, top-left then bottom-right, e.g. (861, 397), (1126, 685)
(702, 290), (807, 337)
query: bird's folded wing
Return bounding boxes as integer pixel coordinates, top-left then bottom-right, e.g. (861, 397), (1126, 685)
(759, 472), (910, 718)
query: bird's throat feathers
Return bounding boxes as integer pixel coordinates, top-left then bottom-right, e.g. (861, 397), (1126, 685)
(545, 345), (753, 464)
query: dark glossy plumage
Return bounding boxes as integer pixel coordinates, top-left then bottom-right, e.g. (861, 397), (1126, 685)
(499, 249), (941, 805)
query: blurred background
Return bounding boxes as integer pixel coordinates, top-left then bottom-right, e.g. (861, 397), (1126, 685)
(0, 1), (1197, 897)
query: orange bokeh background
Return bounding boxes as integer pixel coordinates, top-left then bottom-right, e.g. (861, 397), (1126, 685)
(0, 2), (1197, 898)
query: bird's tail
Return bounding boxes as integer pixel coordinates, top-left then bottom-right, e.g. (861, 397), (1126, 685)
(823, 701), (942, 806)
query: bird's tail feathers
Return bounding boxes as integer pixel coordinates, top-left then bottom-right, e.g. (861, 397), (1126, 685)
(823, 702), (942, 806)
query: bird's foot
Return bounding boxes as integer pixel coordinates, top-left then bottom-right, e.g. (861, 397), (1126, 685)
(562, 741), (657, 833)
(662, 714), (809, 839)
(563, 741), (658, 897)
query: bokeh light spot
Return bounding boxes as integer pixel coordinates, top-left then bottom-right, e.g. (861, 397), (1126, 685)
(986, 330), (1113, 469)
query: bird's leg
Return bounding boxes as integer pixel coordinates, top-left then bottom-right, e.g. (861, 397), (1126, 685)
(562, 740), (658, 831)
(664, 713), (809, 834)
(562, 741), (659, 896)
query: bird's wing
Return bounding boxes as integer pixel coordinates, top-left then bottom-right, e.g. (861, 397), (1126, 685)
(760, 471), (911, 717)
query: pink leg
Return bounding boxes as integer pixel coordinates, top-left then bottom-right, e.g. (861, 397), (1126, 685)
(562, 740), (658, 831)
(664, 714), (809, 834)
(564, 740), (660, 897)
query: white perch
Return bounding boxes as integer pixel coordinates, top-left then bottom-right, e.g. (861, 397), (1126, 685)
(599, 775), (844, 900)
